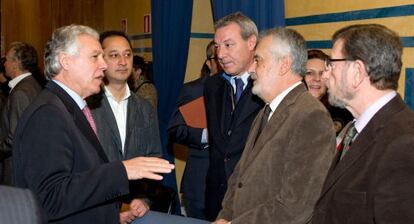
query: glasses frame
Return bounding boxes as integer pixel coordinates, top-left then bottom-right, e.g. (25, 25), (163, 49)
(324, 58), (353, 71)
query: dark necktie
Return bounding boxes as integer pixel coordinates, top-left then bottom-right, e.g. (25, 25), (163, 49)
(340, 122), (358, 160)
(82, 106), (97, 136)
(234, 78), (244, 103)
(257, 105), (272, 139)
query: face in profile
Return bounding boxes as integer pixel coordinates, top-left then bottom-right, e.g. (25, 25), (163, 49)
(214, 22), (256, 76)
(249, 36), (280, 103)
(102, 36), (133, 84)
(64, 34), (107, 98)
(305, 58), (328, 100)
(322, 39), (355, 109)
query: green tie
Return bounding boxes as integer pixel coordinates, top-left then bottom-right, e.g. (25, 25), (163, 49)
(340, 122), (358, 160)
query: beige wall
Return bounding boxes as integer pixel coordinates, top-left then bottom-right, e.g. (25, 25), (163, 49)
(103, 0), (153, 61)
(286, 0), (414, 97)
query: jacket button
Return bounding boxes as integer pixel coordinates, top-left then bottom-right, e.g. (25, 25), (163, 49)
(224, 156), (230, 162)
(238, 182), (243, 188)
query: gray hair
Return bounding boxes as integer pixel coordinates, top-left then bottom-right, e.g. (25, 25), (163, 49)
(44, 24), (99, 79)
(8, 42), (39, 72)
(214, 12), (258, 40)
(259, 27), (307, 76)
(332, 24), (402, 90)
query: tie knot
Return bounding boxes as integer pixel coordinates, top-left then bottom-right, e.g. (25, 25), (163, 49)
(234, 78), (244, 103)
(346, 123), (358, 140)
(234, 77), (243, 88)
(263, 105), (271, 117)
(340, 121), (358, 158)
(82, 106), (91, 113)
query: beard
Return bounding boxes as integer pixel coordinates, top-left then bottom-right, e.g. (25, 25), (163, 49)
(328, 92), (347, 108)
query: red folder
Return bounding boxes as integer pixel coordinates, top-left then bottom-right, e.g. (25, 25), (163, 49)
(179, 96), (207, 128)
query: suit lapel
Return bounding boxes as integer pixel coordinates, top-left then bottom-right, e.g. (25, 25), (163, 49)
(318, 95), (405, 198)
(46, 81), (109, 163)
(124, 95), (139, 158)
(231, 80), (263, 129)
(239, 84), (305, 172)
(101, 96), (123, 153)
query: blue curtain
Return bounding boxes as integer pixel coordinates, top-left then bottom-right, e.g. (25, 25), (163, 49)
(151, 0), (193, 214)
(211, 0), (285, 30)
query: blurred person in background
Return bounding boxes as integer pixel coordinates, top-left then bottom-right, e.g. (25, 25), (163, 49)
(305, 49), (352, 134)
(128, 56), (158, 109)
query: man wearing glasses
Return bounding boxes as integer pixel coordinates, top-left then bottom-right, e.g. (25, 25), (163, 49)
(313, 24), (414, 223)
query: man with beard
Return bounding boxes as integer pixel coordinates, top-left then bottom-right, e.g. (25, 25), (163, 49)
(312, 24), (414, 223)
(214, 27), (335, 224)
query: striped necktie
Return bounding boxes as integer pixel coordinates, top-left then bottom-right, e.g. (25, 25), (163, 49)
(340, 122), (358, 160)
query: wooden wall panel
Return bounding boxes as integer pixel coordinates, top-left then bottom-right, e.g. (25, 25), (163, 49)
(1, 0), (103, 67)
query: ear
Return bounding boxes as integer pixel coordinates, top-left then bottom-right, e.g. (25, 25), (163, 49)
(205, 60), (212, 70)
(279, 56), (292, 76)
(59, 52), (71, 70)
(352, 59), (367, 87)
(247, 35), (257, 51)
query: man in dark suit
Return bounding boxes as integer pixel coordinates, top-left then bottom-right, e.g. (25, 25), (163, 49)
(168, 40), (221, 219)
(214, 28), (335, 224)
(12, 24), (174, 224)
(312, 24), (414, 223)
(204, 12), (264, 221)
(0, 42), (42, 185)
(88, 30), (162, 223)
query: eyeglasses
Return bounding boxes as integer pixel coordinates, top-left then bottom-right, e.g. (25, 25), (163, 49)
(324, 58), (353, 71)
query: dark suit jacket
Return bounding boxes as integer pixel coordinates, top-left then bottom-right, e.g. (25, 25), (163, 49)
(0, 185), (46, 223)
(168, 76), (209, 205)
(13, 81), (130, 224)
(313, 95), (414, 224)
(0, 75), (41, 185)
(204, 74), (264, 220)
(88, 90), (162, 205)
(217, 83), (335, 223)
(88, 90), (162, 161)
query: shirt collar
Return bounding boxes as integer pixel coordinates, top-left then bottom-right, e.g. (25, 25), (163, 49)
(354, 91), (397, 133)
(8, 72), (31, 91)
(268, 81), (302, 114)
(222, 71), (250, 91)
(103, 85), (131, 102)
(52, 80), (87, 109)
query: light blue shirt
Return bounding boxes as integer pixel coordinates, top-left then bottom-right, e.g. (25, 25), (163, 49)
(53, 80), (87, 110)
(222, 71), (250, 93)
(354, 91), (397, 134)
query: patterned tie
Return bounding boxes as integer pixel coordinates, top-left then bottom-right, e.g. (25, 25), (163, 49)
(82, 106), (97, 135)
(234, 78), (244, 103)
(340, 122), (358, 160)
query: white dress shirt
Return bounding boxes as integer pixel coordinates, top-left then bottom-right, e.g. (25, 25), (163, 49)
(104, 86), (130, 154)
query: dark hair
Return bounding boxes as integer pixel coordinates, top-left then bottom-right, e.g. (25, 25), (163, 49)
(308, 49), (329, 61)
(9, 42), (38, 73)
(332, 24), (402, 90)
(99, 30), (133, 49)
(9, 42), (46, 86)
(133, 55), (145, 70)
(0, 57), (5, 74)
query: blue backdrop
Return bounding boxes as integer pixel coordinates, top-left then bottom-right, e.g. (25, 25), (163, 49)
(211, 0), (285, 30)
(151, 0), (193, 214)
